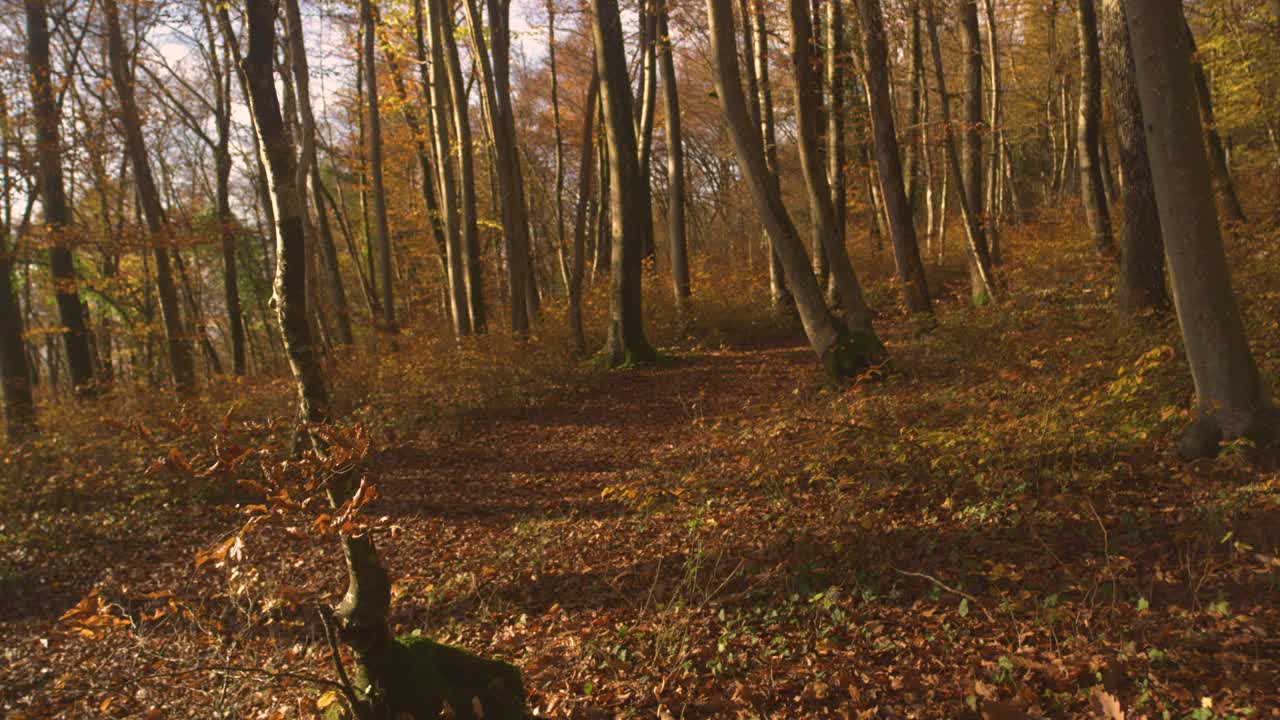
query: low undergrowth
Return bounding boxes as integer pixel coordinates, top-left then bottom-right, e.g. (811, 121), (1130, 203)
(3, 212), (1279, 718)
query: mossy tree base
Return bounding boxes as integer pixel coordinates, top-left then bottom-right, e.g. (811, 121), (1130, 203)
(324, 635), (529, 720)
(821, 327), (889, 380)
(1177, 406), (1279, 459)
(598, 342), (660, 370)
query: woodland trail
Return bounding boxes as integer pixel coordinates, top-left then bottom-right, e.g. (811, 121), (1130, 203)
(7, 309), (1280, 718)
(370, 337), (817, 622)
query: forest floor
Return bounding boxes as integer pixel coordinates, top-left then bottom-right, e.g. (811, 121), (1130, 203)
(3, 210), (1280, 719)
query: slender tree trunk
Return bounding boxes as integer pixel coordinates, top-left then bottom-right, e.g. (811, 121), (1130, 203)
(462, 0), (534, 331)
(983, 0), (1002, 263)
(1076, 0), (1116, 254)
(171, 249), (224, 375)
(214, 1), (286, 333)
(1102, 0), (1168, 314)
(903, 0), (923, 206)
(547, 0), (569, 298)
(788, 0), (874, 331)
(418, 0), (471, 337)
(925, 0), (997, 300)
(707, 0), (885, 375)
(1046, 3), (1061, 197)
(751, 0), (793, 308)
(360, 0), (396, 331)
(569, 69), (601, 355)
(594, 111), (611, 280)
(354, 39), (379, 314)
(1099, 131), (1116, 205)
(959, 0), (992, 303)
(636, 0), (659, 263)
(922, 72), (937, 252)
(1, 88), (34, 437)
(436, 0), (486, 332)
(199, 2), (248, 374)
(104, 0), (195, 393)
(857, 0), (932, 313)
(26, 0), (94, 394)
(1182, 19), (1247, 224)
(396, 2), (451, 301)
(6, 305), (46, 420)
(657, 0), (690, 307)
(284, 0), (353, 346)
(1124, 0), (1274, 458)
(593, 0), (657, 365)
(825, 0), (847, 291)
(937, 147), (949, 260)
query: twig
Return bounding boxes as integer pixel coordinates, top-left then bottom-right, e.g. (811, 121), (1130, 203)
(114, 663), (347, 691)
(893, 568), (980, 602)
(317, 603), (364, 717)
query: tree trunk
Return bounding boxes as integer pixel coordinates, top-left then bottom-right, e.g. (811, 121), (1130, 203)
(788, 0), (875, 331)
(593, 0), (657, 366)
(903, 0), (923, 207)
(198, 1), (249, 374)
(26, 0), (94, 394)
(1102, 0), (1168, 314)
(547, 0), (569, 297)
(707, 0), (885, 375)
(751, 0), (793, 308)
(983, 0), (1003, 263)
(856, 0), (932, 314)
(636, 0), (659, 263)
(925, 0), (997, 300)
(1046, 3), (1061, 197)
(395, 2), (451, 307)
(1099, 131), (1116, 205)
(103, 0), (195, 393)
(1182, 19), (1247, 224)
(462, 0), (534, 331)
(825, 0), (846, 293)
(959, 0), (991, 303)
(1, 86), (34, 437)
(569, 69), (601, 355)
(354, 38), (380, 316)
(1076, 0), (1116, 254)
(1, 241), (34, 438)
(1124, 0), (1274, 457)
(418, 0), (471, 337)
(436, 0), (486, 332)
(283, 0), (353, 346)
(594, 110), (611, 281)
(658, 0), (690, 307)
(360, 0), (397, 332)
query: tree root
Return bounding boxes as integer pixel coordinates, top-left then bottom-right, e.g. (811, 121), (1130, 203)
(324, 635), (529, 720)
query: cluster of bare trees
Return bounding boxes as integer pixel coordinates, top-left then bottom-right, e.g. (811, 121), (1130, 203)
(0, 0), (1273, 449)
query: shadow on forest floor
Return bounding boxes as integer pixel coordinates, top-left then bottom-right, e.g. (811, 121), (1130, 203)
(4, 219), (1280, 718)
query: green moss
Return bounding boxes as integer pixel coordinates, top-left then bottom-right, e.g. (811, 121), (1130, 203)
(591, 345), (662, 370)
(322, 634), (529, 720)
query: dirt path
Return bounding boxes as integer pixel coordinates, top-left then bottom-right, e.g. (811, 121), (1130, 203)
(380, 339), (811, 523)
(369, 339), (816, 621)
